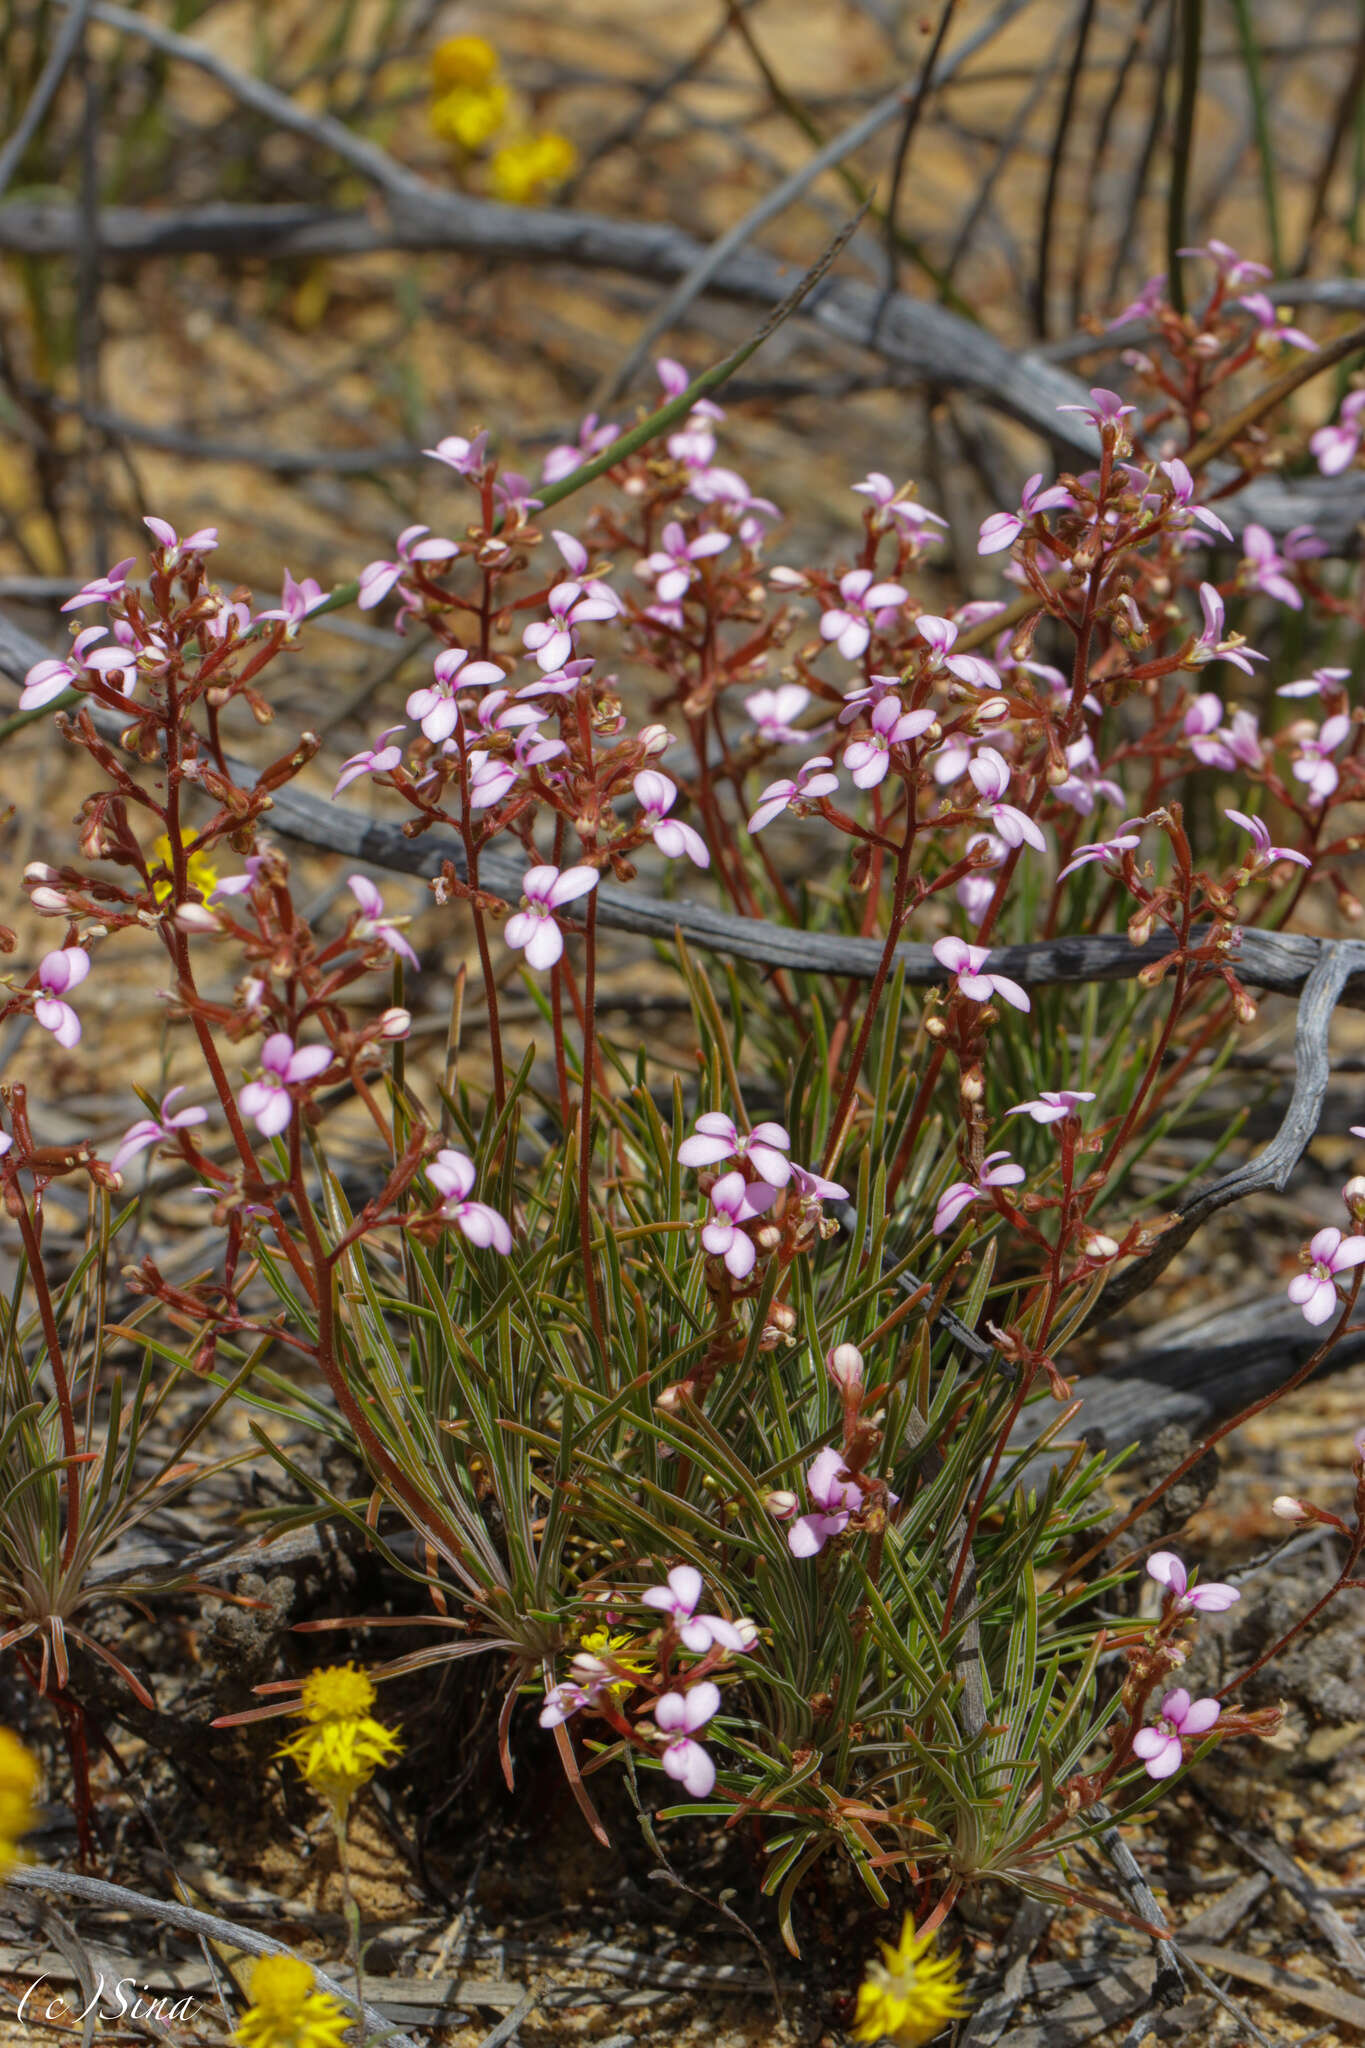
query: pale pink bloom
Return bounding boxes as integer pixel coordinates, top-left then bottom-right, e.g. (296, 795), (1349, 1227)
(678, 1112), (791, 1187)
(1107, 274), (1165, 328)
(631, 771), (708, 867)
(406, 647), (506, 743)
(1053, 735), (1125, 816)
(933, 1151), (1025, 1234)
(423, 429), (488, 477)
(1007, 1090), (1096, 1124)
(1278, 666), (1351, 702)
(1224, 809), (1311, 871)
(1057, 827), (1143, 881)
(637, 520), (730, 604)
(427, 1148), (512, 1253)
(1290, 715), (1351, 803)
(748, 756), (838, 833)
(1311, 391), (1365, 477)
(1146, 1550), (1241, 1613)
(843, 698), (936, 789)
(143, 515), (218, 565)
(1056, 386), (1137, 434)
(504, 864), (598, 971)
(20, 626), (128, 709)
(1133, 1689), (1222, 1780)
(211, 854), (266, 901)
(915, 614), (1002, 692)
(933, 936), (1030, 1012)
(1158, 457), (1233, 543)
(687, 465), (778, 528)
(820, 569), (907, 661)
(257, 570), (328, 637)
(542, 411), (619, 485)
(968, 747), (1047, 850)
(745, 684), (811, 744)
(655, 1682), (721, 1797)
(1288, 1224), (1365, 1324)
(539, 1680), (591, 1728)
(517, 656), (595, 702)
(110, 1087), (208, 1176)
(978, 473), (1074, 555)
(701, 1171), (776, 1279)
(359, 524), (458, 609)
(239, 1033), (332, 1138)
(1241, 524), (1303, 610)
(641, 1566), (754, 1653)
(1189, 584), (1264, 675)
(493, 471), (543, 519)
(839, 671), (904, 725)
(347, 875), (419, 968)
(1179, 239), (1270, 288)
(466, 750), (519, 810)
(789, 1162), (849, 1206)
(788, 1446), (864, 1558)
(852, 473), (947, 540)
(33, 947), (90, 1048)
(61, 558), (135, 612)
(334, 727), (405, 796)
(523, 580), (621, 673)
(1237, 293), (1316, 352)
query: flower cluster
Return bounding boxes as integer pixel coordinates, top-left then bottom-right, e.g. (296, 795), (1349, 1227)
(276, 1666), (402, 1822)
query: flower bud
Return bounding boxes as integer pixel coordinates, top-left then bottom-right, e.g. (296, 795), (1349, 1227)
(826, 1343), (864, 1394)
(1082, 1231), (1119, 1260)
(763, 1489), (799, 1520)
(754, 1223), (782, 1251)
(379, 1006), (412, 1040)
(924, 1014), (947, 1039)
(174, 902), (221, 933)
(769, 567), (807, 589)
(1271, 1495), (1306, 1521)
(23, 863), (59, 884)
(975, 697), (1010, 724)
(638, 723), (673, 756)
(29, 888), (68, 915)
(766, 1301), (797, 1334)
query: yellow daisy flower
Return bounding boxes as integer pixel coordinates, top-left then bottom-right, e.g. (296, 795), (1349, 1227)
(151, 829), (218, 905)
(233, 1955), (350, 2048)
(430, 80), (509, 153)
(0, 1728), (38, 1879)
(430, 34), (500, 92)
(850, 1915), (970, 2047)
(276, 1665), (402, 1823)
(575, 1625), (650, 1701)
(489, 131), (577, 205)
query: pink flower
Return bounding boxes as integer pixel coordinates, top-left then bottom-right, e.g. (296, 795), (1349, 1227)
(933, 1151), (1025, 1234)
(1008, 1091), (1096, 1128)
(789, 1162), (849, 1206)
(968, 747), (1047, 851)
(539, 1680), (591, 1728)
(1145, 1551), (1240, 1613)
(701, 1171), (776, 1279)
(1224, 809), (1311, 871)
(1288, 1225), (1365, 1324)
(542, 411), (619, 485)
(655, 1682), (721, 1797)
(745, 684), (812, 745)
(1241, 524), (1303, 610)
(1189, 584), (1264, 675)
(1053, 736), (1125, 817)
(641, 1566), (754, 1652)
(1179, 240), (1270, 288)
(678, 1112), (791, 1187)
(1278, 666), (1351, 702)
(466, 750), (520, 811)
(348, 875), (419, 968)
(977, 472), (1074, 555)
(33, 947), (91, 1048)
(852, 473), (947, 540)
(110, 1087), (209, 1176)
(61, 558), (135, 612)
(1107, 274), (1166, 328)
(1057, 827), (1143, 881)
(915, 614), (1002, 692)
(20, 626), (129, 710)
(358, 524), (458, 610)
(143, 515), (218, 566)
(637, 520), (730, 604)
(334, 727), (405, 796)
(504, 864), (598, 971)
(239, 1033), (332, 1138)
(427, 1148), (513, 1253)
(1311, 390), (1365, 477)
(843, 698), (937, 790)
(1290, 714), (1351, 804)
(1132, 1689), (1222, 1780)
(957, 831), (1006, 923)
(424, 430), (489, 477)
(932, 936), (1030, 1013)
(788, 1446), (864, 1558)
(523, 579), (621, 673)
(819, 569), (907, 661)
(405, 646), (506, 743)
(1237, 293), (1316, 353)
(1055, 386), (1137, 435)
(1158, 458), (1233, 543)
(748, 756), (839, 833)
(257, 569), (328, 638)
(633, 772), (709, 867)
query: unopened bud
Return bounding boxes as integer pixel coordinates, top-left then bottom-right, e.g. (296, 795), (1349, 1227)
(754, 1223), (782, 1252)
(23, 863), (58, 884)
(826, 1342), (864, 1394)
(380, 1006), (412, 1040)
(960, 1065), (985, 1105)
(1082, 1231), (1119, 1260)
(769, 566), (807, 589)
(29, 888), (68, 915)
(924, 1014), (947, 1039)
(764, 1489), (799, 1520)
(766, 1301), (797, 1334)
(975, 697), (1009, 724)
(174, 902), (221, 933)
(1271, 1495), (1306, 1521)
(1233, 990), (1258, 1025)
(638, 723), (673, 756)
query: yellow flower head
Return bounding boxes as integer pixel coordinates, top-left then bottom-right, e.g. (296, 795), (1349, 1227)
(489, 131), (577, 206)
(575, 1626), (650, 1701)
(276, 1665), (402, 1821)
(152, 829), (218, 905)
(430, 79), (509, 153)
(0, 1729), (38, 1879)
(234, 1955), (351, 2048)
(431, 34), (500, 92)
(850, 1915), (969, 2047)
